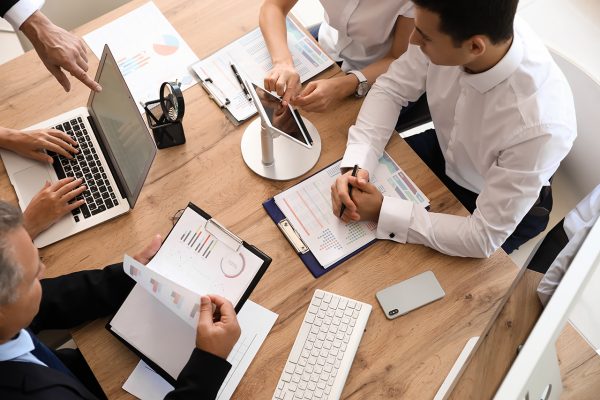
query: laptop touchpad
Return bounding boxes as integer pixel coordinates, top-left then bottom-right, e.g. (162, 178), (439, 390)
(13, 166), (53, 208)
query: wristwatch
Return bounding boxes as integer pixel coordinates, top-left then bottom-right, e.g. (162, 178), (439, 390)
(348, 70), (370, 98)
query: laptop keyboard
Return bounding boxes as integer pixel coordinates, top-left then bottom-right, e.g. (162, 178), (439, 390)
(48, 116), (119, 222)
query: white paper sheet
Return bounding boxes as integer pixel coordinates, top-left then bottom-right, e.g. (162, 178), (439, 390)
(123, 255), (201, 328)
(121, 300), (278, 400)
(274, 152), (429, 268)
(84, 2), (199, 112)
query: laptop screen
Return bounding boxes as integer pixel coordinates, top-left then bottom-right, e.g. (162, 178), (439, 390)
(88, 45), (157, 206)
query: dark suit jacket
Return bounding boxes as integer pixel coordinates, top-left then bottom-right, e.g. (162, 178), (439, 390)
(0, 264), (231, 399)
(1, 0), (20, 19)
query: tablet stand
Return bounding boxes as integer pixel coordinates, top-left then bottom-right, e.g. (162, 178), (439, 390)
(241, 116), (321, 181)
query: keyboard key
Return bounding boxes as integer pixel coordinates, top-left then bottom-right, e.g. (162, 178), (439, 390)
(81, 204), (91, 219)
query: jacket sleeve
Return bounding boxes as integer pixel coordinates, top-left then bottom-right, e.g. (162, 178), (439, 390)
(164, 348), (232, 400)
(30, 263), (135, 333)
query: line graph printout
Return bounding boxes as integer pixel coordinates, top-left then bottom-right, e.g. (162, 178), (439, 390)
(274, 152), (429, 268)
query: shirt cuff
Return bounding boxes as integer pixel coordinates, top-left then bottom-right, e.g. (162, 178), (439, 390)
(4, 0), (44, 31)
(376, 196), (413, 243)
(341, 143), (380, 176)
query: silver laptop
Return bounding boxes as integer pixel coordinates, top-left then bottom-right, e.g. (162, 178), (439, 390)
(0, 45), (157, 248)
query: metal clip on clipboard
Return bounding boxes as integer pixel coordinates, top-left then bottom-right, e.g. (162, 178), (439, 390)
(200, 77), (230, 108)
(278, 219), (309, 254)
(206, 218), (242, 252)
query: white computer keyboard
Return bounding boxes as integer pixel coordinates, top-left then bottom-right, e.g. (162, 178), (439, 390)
(272, 289), (372, 400)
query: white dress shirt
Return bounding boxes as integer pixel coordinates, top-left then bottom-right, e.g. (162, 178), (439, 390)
(2, 0), (44, 30)
(537, 184), (600, 306)
(341, 19), (577, 258)
(318, 0), (414, 72)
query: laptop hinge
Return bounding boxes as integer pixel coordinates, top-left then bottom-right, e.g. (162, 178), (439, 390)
(87, 116), (127, 202)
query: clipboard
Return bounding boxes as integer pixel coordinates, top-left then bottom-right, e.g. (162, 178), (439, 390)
(263, 154), (430, 278)
(105, 202), (272, 385)
(263, 196), (376, 279)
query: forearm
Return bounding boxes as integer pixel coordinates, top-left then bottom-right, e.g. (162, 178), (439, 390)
(0, 126), (23, 153)
(0, 126), (13, 149)
(259, 1), (295, 66)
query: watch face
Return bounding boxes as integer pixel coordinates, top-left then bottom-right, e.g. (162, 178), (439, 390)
(356, 81), (370, 97)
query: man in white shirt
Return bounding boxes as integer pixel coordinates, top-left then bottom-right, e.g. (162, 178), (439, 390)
(536, 184), (600, 305)
(331, 0), (576, 258)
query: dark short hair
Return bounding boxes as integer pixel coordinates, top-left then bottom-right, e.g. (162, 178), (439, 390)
(0, 201), (24, 304)
(412, 0), (518, 45)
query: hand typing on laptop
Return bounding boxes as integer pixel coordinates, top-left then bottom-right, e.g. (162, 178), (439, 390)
(22, 178), (86, 239)
(19, 10), (102, 93)
(0, 126), (79, 163)
(0, 126), (87, 239)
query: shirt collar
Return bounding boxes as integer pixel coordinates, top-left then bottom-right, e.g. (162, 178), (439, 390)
(461, 33), (524, 94)
(0, 329), (35, 362)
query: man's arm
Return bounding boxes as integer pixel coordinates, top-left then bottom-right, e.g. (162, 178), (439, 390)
(377, 124), (575, 257)
(29, 264), (135, 333)
(340, 44), (429, 175)
(166, 295), (240, 400)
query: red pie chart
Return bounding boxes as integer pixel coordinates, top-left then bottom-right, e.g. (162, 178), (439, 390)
(153, 34), (179, 56)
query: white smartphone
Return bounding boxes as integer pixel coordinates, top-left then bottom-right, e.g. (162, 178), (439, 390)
(375, 271), (445, 320)
(248, 82), (313, 148)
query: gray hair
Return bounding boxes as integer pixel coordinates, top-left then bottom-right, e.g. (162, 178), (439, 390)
(0, 201), (23, 305)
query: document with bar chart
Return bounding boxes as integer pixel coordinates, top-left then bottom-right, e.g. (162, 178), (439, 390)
(274, 152), (429, 268)
(121, 204), (270, 333)
(84, 2), (199, 112)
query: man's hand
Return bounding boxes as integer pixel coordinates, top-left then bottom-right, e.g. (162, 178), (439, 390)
(133, 234), (163, 265)
(20, 11), (101, 92)
(0, 127), (78, 163)
(264, 62), (301, 106)
(332, 169), (383, 222)
(292, 79), (342, 112)
(23, 178), (86, 239)
(196, 295), (241, 360)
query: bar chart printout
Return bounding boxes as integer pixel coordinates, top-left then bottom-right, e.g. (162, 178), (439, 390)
(147, 207), (263, 306)
(274, 152), (429, 268)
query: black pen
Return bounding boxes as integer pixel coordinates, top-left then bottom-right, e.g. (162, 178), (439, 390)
(230, 62), (252, 102)
(339, 164), (359, 218)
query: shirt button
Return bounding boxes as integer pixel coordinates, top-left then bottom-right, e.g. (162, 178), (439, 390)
(389, 233), (395, 239)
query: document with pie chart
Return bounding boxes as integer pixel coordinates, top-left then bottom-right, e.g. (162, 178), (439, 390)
(84, 1), (199, 112)
(123, 204), (269, 328)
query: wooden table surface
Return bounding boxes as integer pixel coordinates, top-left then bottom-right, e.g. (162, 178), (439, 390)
(0, 0), (522, 398)
(449, 269), (600, 399)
